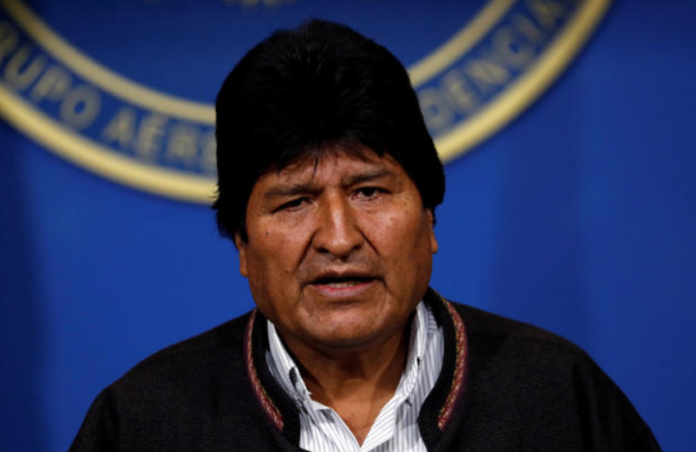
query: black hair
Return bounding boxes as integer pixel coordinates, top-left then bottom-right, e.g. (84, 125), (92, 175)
(213, 19), (445, 242)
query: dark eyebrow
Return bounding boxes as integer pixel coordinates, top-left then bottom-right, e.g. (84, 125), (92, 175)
(263, 183), (319, 199)
(342, 169), (394, 187)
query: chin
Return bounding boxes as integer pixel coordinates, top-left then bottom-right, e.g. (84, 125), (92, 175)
(308, 324), (391, 350)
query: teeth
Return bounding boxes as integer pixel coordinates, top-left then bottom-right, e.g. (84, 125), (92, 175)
(324, 281), (361, 288)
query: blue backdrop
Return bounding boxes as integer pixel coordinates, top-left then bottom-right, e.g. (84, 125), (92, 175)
(1, 1), (694, 451)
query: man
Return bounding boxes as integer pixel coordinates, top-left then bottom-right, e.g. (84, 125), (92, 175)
(71, 20), (661, 451)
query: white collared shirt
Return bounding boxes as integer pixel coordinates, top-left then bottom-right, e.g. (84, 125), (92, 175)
(266, 301), (444, 452)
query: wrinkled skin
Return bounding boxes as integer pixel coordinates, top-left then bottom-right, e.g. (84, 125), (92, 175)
(236, 148), (438, 357)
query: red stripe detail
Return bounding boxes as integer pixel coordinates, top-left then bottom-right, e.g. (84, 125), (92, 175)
(244, 309), (284, 430)
(437, 298), (468, 430)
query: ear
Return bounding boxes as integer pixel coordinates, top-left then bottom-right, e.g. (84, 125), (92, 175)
(235, 233), (249, 277)
(427, 209), (438, 254)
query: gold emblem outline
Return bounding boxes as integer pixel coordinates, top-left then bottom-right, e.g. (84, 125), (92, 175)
(1, 0), (514, 119)
(0, 0), (611, 203)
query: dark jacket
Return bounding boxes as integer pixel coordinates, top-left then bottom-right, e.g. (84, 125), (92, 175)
(70, 289), (661, 451)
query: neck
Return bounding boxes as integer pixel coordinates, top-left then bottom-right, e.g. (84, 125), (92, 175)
(280, 322), (412, 444)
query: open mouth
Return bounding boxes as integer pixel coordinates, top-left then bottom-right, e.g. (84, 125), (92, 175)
(309, 274), (376, 296)
(313, 276), (372, 288)
(316, 280), (367, 288)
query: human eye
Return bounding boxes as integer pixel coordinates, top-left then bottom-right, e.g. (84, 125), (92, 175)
(354, 186), (386, 200)
(275, 197), (310, 212)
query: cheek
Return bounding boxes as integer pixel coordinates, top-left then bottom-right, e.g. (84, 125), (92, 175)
(385, 207), (431, 244)
(247, 222), (310, 279)
(367, 212), (431, 268)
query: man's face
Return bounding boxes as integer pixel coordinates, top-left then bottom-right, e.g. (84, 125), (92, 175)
(236, 148), (438, 354)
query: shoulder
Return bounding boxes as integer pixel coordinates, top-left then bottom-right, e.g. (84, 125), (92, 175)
(429, 293), (605, 404)
(425, 290), (593, 378)
(70, 312), (265, 451)
(101, 311), (254, 413)
(443, 300), (660, 450)
(443, 299), (618, 411)
(449, 300), (609, 393)
(450, 301), (590, 364)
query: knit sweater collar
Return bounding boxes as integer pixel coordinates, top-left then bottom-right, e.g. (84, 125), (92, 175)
(265, 300), (432, 411)
(243, 288), (469, 450)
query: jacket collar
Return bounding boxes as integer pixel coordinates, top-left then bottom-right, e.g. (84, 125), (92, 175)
(243, 288), (469, 448)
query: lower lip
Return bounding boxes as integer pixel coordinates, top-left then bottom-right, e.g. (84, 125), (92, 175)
(310, 280), (374, 298)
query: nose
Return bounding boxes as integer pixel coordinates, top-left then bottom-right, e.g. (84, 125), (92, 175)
(312, 194), (364, 258)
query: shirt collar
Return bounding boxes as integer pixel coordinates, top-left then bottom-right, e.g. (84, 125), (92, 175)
(265, 301), (430, 410)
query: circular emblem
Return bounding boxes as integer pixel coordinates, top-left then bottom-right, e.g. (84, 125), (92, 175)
(0, 0), (611, 203)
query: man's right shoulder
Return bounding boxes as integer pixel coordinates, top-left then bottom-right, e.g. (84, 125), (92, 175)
(107, 311), (254, 398)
